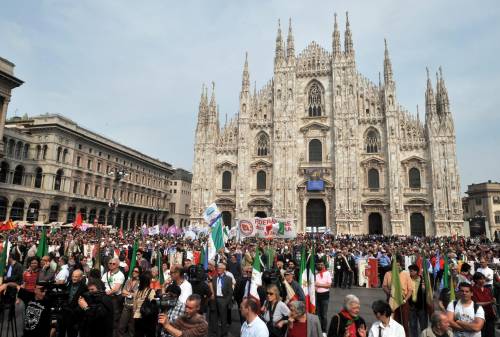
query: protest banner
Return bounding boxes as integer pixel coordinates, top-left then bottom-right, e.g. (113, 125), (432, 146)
(238, 217), (296, 239)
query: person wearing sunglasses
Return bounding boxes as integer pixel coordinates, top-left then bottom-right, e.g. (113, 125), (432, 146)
(118, 266), (142, 337)
(261, 284), (290, 337)
(0, 281), (52, 337)
(101, 257), (125, 337)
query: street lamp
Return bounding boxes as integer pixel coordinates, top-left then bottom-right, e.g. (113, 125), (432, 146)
(108, 168), (128, 231)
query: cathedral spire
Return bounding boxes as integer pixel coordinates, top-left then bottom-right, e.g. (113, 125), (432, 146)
(332, 12), (341, 57)
(425, 67), (435, 118)
(197, 83), (207, 124)
(209, 81), (217, 118)
(344, 12), (354, 55)
(275, 19), (285, 67)
(439, 66), (450, 114)
(287, 18), (295, 61)
(241, 52), (250, 94)
(383, 39), (393, 85)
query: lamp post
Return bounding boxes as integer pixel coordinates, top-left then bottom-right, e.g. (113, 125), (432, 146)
(108, 168), (128, 232)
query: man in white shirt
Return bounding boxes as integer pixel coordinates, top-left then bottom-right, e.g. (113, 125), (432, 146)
(240, 298), (269, 337)
(446, 282), (484, 337)
(315, 260), (332, 333)
(171, 265), (192, 303)
(101, 257), (125, 337)
(368, 300), (405, 337)
(55, 256), (69, 284)
(476, 258), (494, 288)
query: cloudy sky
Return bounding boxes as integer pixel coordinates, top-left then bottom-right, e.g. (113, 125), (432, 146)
(1, 0), (499, 193)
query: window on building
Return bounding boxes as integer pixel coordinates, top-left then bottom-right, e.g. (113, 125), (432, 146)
(76, 156), (81, 167)
(13, 165), (24, 185)
(94, 185), (99, 197)
(23, 144), (29, 159)
(42, 145), (48, 160)
(78, 144), (82, 150)
(256, 132), (269, 156)
(73, 181), (79, 194)
(308, 82), (323, 117)
(14, 142), (22, 159)
(257, 170), (266, 190)
(7, 140), (14, 157)
(475, 198), (481, 205)
(0, 162), (9, 183)
(365, 129), (381, 153)
(368, 168), (380, 189)
(493, 196), (500, 204)
(97, 162), (101, 172)
(84, 183), (89, 196)
(222, 171), (232, 190)
(309, 139), (322, 162)
(54, 169), (63, 191)
(169, 203), (176, 214)
(36, 145), (42, 160)
(62, 149), (68, 163)
(48, 204), (59, 222)
(57, 147), (62, 162)
(495, 213), (500, 224)
(409, 168), (421, 188)
(87, 160), (92, 170)
(34, 167), (43, 188)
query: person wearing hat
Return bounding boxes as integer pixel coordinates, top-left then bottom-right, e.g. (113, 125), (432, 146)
(284, 269), (305, 302)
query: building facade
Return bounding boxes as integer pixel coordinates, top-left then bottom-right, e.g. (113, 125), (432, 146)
(0, 57), (23, 157)
(462, 181), (500, 238)
(191, 14), (464, 236)
(168, 168), (192, 228)
(0, 114), (174, 228)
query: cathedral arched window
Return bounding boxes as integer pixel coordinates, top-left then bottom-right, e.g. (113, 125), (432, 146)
(256, 170), (266, 191)
(222, 171), (231, 191)
(365, 129), (381, 153)
(256, 132), (269, 156)
(307, 82), (323, 117)
(368, 168), (380, 189)
(409, 167), (421, 189)
(0, 162), (9, 183)
(309, 139), (322, 162)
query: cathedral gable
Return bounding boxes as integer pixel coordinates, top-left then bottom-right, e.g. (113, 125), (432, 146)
(297, 41), (332, 78)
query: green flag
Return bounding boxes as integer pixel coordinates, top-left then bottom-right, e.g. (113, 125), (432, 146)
(36, 227), (48, 258)
(278, 222), (285, 235)
(157, 249), (164, 285)
(449, 275), (456, 301)
(422, 256), (434, 308)
(389, 256), (403, 311)
(0, 238), (9, 284)
(128, 239), (139, 279)
(442, 257), (449, 289)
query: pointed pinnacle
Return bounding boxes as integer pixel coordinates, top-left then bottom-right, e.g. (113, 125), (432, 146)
(288, 18), (292, 33)
(439, 66), (443, 79)
(334, 12), (338, 29)
(426, 67), (430, 80)
(346, 11), (350, 27)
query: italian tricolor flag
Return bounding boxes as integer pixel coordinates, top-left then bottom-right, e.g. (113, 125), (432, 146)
(250, 248), (262, 304)
(299, 246), (316, 313)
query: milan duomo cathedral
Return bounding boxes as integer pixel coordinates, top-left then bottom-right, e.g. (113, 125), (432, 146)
(190, 13), (464, 236)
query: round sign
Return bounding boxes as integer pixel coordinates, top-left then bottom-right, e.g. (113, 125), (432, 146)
(239, 220), (254, 236)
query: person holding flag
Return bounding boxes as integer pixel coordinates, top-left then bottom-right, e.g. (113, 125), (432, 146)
(382, 254), (414, 337)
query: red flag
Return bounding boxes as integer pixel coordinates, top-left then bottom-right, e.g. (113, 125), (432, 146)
(119, 228), (124, 239)
(0, 219), (15, 231)
(73, 212), (83, 230)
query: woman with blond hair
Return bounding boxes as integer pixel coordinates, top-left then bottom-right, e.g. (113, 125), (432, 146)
(261, 284), (290, 337)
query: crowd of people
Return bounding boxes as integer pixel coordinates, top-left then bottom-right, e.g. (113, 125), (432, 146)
(0, 225), (497, 337)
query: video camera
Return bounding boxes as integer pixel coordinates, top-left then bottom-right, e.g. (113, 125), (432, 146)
(188, 265), (206, 283)
(153, 293), (177, 312)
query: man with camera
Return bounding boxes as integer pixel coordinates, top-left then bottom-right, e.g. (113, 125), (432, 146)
(0, 281), (52, 337)
(159, 284), (185, 337)
(158, 294), (208, 337)
(58, 269), (88, 337)
(77, 279), (114, 337)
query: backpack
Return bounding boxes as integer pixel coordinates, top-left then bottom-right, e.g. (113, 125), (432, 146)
(140, 289), (158, 318)
(453, 300), (479, 314)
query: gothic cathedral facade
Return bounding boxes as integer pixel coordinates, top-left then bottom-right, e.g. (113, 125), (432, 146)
(190, 14), (464, 236)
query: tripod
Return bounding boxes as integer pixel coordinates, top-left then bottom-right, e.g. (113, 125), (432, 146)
(0, 302), (18, 337)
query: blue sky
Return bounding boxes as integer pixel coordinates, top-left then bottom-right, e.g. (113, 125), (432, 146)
(1, 0), (499, 193)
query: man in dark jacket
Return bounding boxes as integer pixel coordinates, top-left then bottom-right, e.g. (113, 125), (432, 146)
(208, 263), (233, 337)
(4, 253), (23, 285)
(77, 279), (113, 337)
(408, 264), (427, 337)
(59, 269), (88, 337)
(234, 266), (266, 323)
